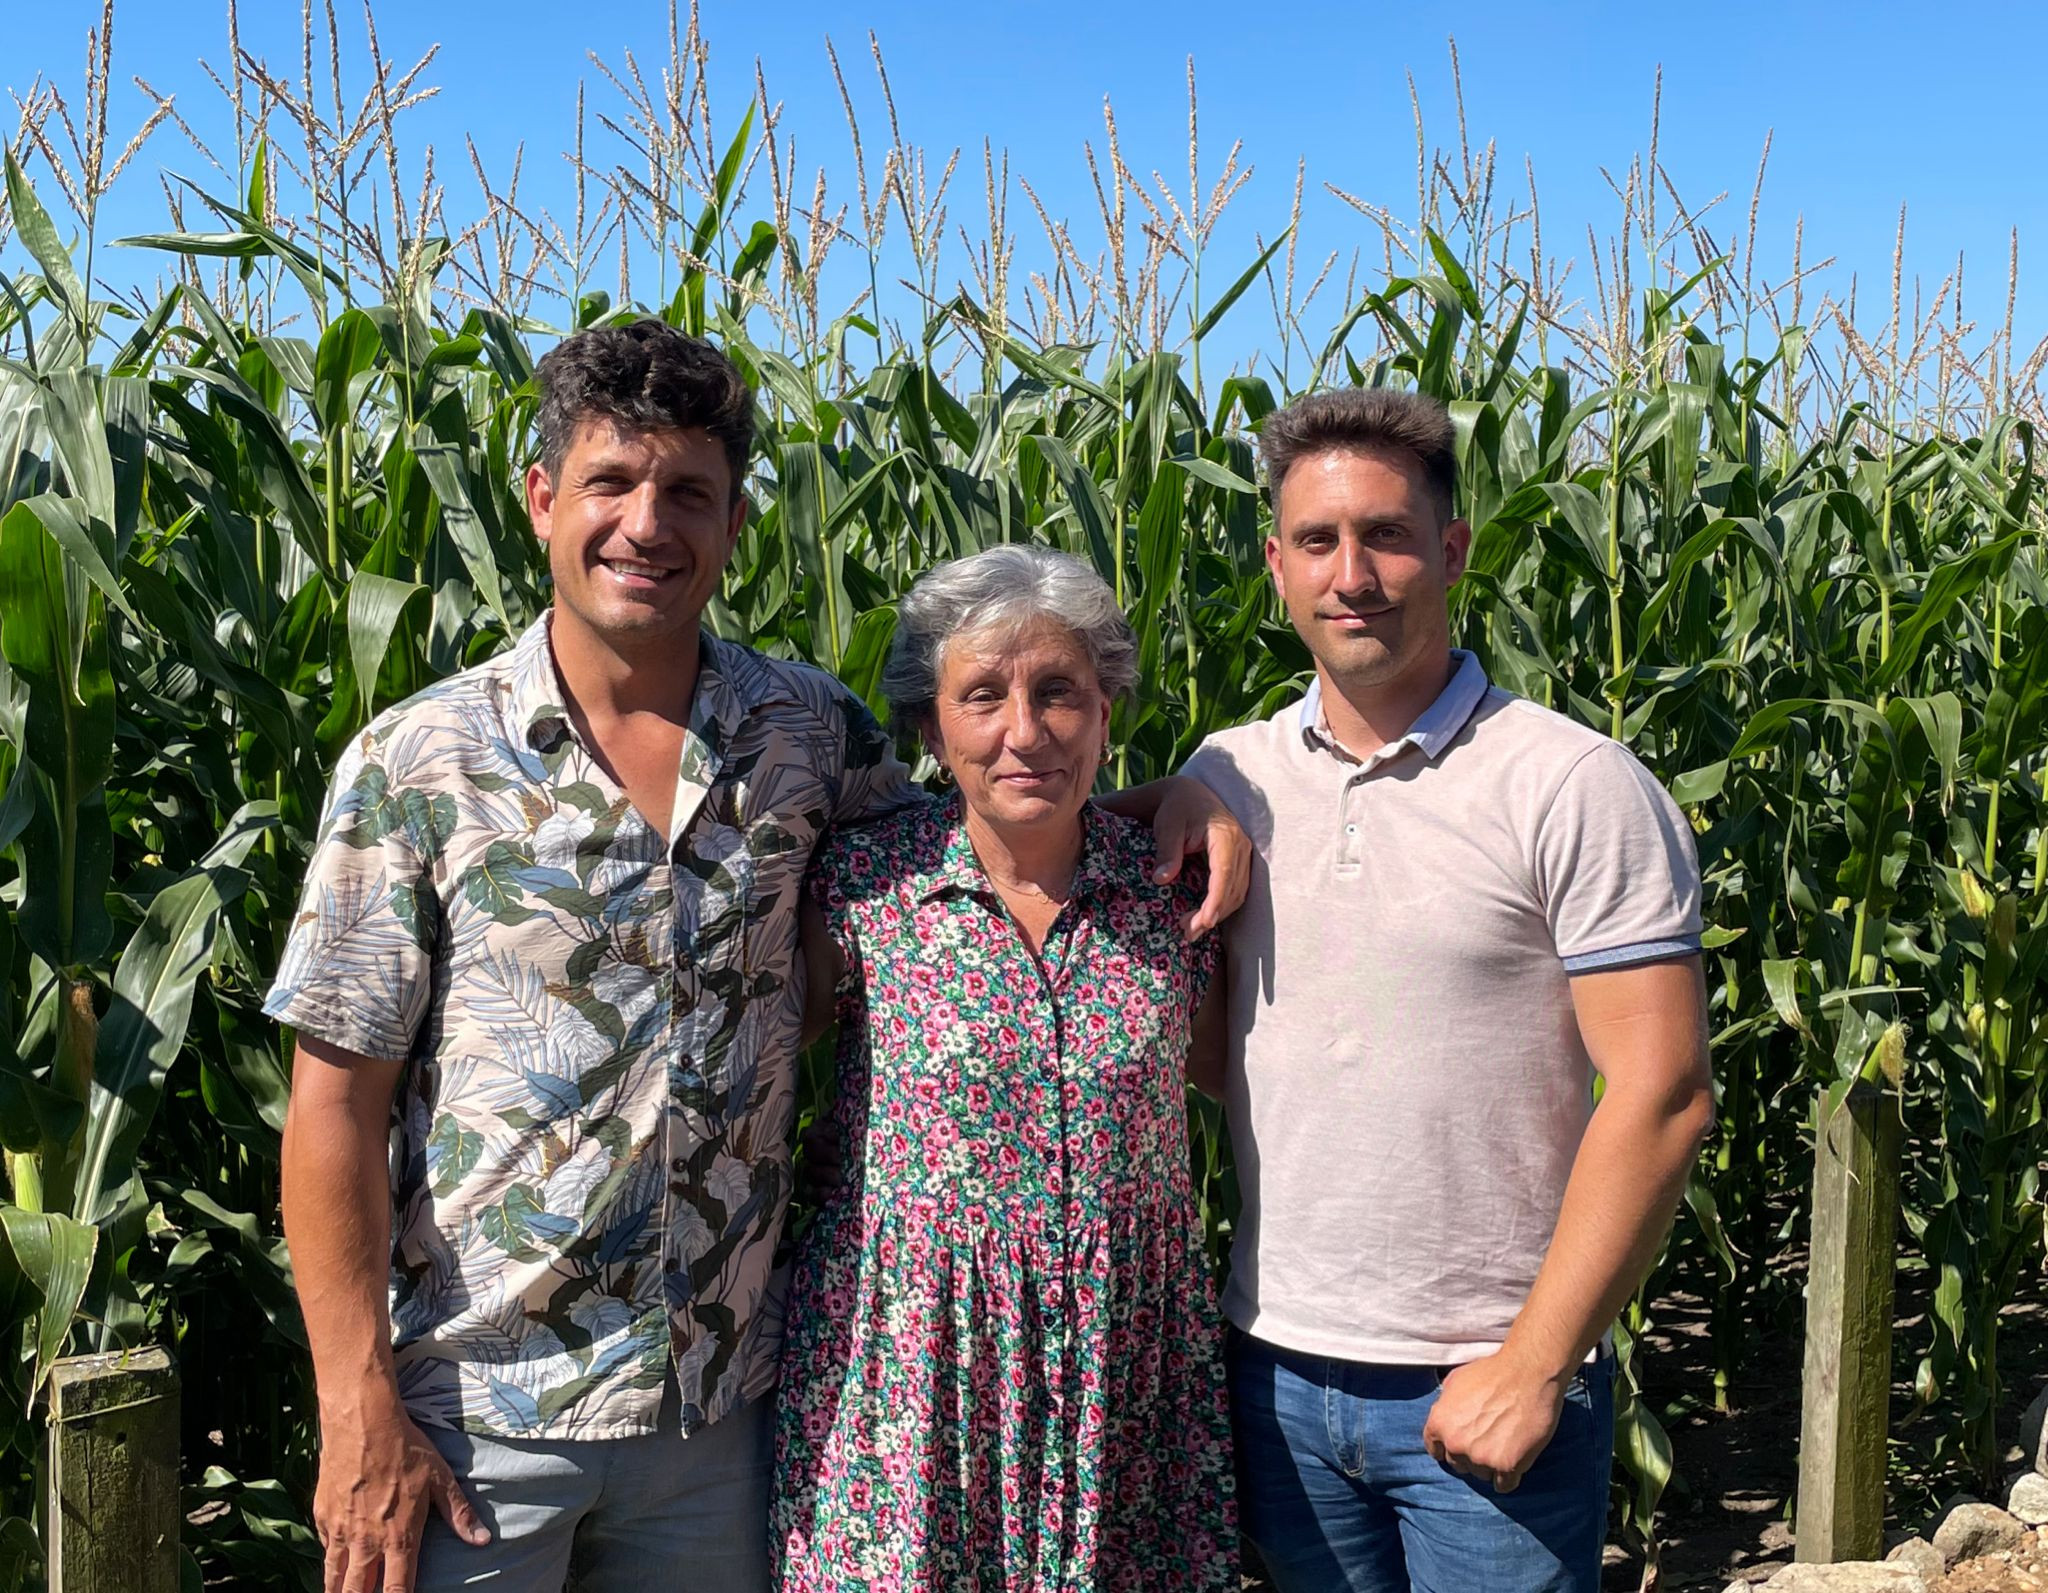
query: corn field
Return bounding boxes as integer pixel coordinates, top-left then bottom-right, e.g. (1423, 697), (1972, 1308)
(0, 3), (2045, 1587)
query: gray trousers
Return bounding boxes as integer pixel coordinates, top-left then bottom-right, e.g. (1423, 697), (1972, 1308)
(414, 1393), (772, 1593)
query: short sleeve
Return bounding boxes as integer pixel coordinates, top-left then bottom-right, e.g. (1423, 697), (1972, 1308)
(1180, 739), (1229, 806)
(261, 734), (436, 1062)
(805, 832), (864, 992)
(1533, 741), (1703, 974)
(826, 684), (920, 825)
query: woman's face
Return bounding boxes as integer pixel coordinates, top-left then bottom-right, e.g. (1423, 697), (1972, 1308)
(927, 620), (1110, 836)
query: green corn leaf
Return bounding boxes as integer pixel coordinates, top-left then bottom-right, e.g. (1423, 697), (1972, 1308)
(1668, 760), (1729, 805)
(71, 804), (273, 1222)
(40, 367), (116, 528)
(1170, 455), (1257, 495)
(1614, 1380), (1676, 1536)
(346, 572), (430, 720)
(103, 374), (149, 554)
(1870, 531), (2021, 692)
(413, 436), (511, 627)
(1684, 1174), (1742, 1283)
(1761, 958), (1816, 1041)
(311, 308), (383, 439)
(0, 500), (116, 968)
(112, 228), (268, 260)
(1534, 482), (1611, 581)
(0, 1205), (97, 1398)
(779, 442), (851, 667)
(1192, 227), (1291, 343)
(163, 364), (338, 587)
(1031, 436), (1118, 575)
(3, 151), (85, 335)
(1729, 696), (1894, 761)
(4, 493), (137, 625)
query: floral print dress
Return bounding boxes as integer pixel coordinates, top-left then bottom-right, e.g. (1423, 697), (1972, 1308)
(772, 795), (1236, 1591)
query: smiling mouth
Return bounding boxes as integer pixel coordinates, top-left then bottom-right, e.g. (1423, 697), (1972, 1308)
(598, 557), (684, 591)
(1325, 607), (1395, 624)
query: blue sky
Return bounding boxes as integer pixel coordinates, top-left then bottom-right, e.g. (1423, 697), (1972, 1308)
(7, 1), (2044, 382)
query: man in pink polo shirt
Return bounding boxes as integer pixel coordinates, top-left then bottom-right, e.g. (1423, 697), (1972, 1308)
(1185, 388), (1714, 1592)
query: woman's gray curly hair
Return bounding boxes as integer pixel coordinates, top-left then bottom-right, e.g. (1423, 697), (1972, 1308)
(881, 545), (1138, 733)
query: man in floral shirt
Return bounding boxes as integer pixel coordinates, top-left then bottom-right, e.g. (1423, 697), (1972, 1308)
(270, 320), (1245, 1593)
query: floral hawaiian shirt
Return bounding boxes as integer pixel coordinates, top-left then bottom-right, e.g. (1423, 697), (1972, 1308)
(264, 611), (916, 1440)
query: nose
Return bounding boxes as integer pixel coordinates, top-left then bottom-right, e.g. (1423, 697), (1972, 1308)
(1001, 689), (1051, 752)
(1333, 536), (1379, 598)
(617, 482), (665, 545)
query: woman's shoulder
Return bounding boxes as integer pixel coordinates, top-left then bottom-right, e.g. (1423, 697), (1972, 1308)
(813, 793), (948, 903)
(1083, 804), (1208, 929)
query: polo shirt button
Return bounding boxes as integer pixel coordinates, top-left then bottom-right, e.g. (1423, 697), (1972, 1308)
(663, 1255), (680, 1274)
(1345, 824), (1357, 835)
(671, 1157), (688, 1173)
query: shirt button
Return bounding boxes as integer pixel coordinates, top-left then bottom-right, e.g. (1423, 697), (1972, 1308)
(671, 1157), (688, 1173)
(1345, 824), (1358, 835)
(663, 1255), (680, 1274)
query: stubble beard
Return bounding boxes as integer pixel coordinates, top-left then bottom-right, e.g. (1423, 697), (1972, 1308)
(554, 561), (706, 662)
(1305, 603), (1411, 694)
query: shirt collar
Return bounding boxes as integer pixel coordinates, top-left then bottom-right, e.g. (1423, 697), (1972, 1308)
(1298, 648), (1489, 764)
(508, 615), (571, 748)
(912, 792), (1122, 906)
(509, 610), (796, 751)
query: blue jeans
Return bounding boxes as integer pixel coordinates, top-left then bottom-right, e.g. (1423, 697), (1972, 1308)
(1228, 1332), (1614, 1593)
(413, 1390), (772, 1592)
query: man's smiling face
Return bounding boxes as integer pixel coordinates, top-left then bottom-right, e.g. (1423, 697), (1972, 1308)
(1265, 445), (1470, 698)
(527, 416), (745, 656)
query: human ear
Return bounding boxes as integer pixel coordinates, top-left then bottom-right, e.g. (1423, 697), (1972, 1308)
(921, 714), (949, 783)
(526, 461), (557, 542)
(1441, 516), (1473, 588)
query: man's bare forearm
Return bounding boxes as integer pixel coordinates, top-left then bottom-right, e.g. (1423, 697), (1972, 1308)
(281, 1042), (406, 1419)
(1095, 778), (1174, 823)
(1499, 1073), (1713, 1384)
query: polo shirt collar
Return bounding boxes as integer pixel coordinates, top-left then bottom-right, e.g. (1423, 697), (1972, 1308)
(1299, 648), (1489, 764)
(913, 792), (1120, 905)
(509, 609), (796, 751)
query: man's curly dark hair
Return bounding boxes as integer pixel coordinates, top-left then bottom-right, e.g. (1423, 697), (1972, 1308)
(534, 319), (756, 502)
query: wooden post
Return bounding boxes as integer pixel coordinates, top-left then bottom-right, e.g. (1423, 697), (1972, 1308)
(46, 1346), (180, 1593)
(1794, 1081), (1901, 1563)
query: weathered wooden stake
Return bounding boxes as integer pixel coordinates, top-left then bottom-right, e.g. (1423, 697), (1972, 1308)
(46, 1346), (180, 1593)
(1794, 1081), (1901, 1563)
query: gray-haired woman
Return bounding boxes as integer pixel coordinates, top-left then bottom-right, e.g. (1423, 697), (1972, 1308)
(770, 545), (1237, 1590)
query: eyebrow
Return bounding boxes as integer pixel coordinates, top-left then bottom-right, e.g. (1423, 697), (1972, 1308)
(1287, 516), (1416, 539)
(576, 455), (717, 488)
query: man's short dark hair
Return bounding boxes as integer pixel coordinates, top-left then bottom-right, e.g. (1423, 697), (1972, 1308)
(1258, 388), (1459, 524)
(534, 319), (756, 500)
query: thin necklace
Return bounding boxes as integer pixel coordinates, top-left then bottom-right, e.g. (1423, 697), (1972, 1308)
(990, 869), (1076, 907)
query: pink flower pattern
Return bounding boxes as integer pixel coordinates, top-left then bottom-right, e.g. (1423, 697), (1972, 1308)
(772, 795), (1236, 1590)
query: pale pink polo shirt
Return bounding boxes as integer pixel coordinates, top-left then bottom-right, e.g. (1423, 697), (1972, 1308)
(1183, 651), (1701, 1366)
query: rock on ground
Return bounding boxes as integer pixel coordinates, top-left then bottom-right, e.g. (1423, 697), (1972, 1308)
(1935, 1504), (2031, 1567)
(1889, 1537), (1948, 1581)
(2008, 1472), (2048, 1528)
(1755, 1562), (1931, 1591)
(1934, 1528), (2048, 1592)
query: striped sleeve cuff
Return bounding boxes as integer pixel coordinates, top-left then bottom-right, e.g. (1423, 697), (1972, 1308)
(1560, 936), (1702, 974)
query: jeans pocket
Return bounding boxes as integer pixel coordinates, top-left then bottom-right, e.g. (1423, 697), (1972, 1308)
(1562, 1352), (1614, 1412)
